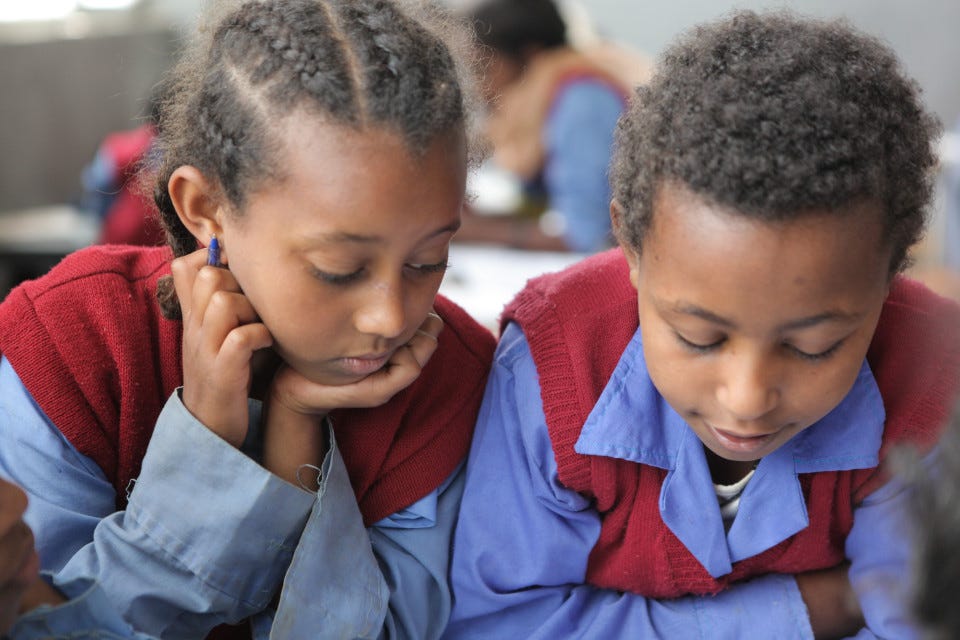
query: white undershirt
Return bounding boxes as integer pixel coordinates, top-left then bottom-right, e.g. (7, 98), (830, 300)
(715, 468), (756, 529)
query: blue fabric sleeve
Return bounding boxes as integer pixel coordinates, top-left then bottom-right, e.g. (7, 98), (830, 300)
(0, 356), (315, 638)
(844, 463), (926, 639)
(542, 80), (622, 253)
(443, 324), (814, 639)
(270, 438), (463, 639)
(10, 578), (155, 639)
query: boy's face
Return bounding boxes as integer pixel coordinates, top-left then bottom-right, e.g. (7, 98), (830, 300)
(623, 183), (892, 466)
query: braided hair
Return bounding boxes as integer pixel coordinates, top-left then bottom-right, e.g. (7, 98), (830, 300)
(151, 0), (479, 317)
(610, 10), (940, 275)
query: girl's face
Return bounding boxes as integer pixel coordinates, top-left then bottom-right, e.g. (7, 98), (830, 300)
(219, 115), (467, 385)
(623, 183), (892, 469)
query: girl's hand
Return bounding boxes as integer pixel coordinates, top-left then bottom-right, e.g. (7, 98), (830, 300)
(171, 248), (273, 448)
(263, 311), (444, 489)
(270, 310), (444, 417)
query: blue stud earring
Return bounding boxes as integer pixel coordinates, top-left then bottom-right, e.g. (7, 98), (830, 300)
(206, 235), (221, 267)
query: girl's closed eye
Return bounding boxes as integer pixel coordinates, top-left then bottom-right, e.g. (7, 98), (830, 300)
(405, 259), (450, 275)
(312, 266), (365, 286)
(310, 259), (450, 286)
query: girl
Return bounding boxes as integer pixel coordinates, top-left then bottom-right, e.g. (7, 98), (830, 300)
(0, 0), (493, 638)
(445, 10), (959, 639)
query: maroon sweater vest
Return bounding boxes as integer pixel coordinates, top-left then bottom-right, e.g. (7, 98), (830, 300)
(0, 245), (494, 527)
(503, 248), (960, 598)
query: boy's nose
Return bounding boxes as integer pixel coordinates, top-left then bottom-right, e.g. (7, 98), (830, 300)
(716, 357), (779, 421)
(354, 280), (406, 340)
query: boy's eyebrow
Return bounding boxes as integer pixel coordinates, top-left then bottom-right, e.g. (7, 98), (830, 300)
(304, 220), (461, 245)
(670, 303), (864, 330)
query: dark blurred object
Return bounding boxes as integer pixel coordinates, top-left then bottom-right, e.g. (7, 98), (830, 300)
(900, 401), (960, 639)
(0, 206), (99, 301)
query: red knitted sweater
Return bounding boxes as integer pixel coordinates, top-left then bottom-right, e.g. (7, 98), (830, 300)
(0, 245), (494, 526)
(503, 248), (960, 597)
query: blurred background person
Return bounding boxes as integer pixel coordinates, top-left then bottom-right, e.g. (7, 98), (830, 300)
(454, 0), (651, 253)
(79, 85), (164, 247)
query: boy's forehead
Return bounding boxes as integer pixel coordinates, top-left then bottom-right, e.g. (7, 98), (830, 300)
(650, 181), (886, 233)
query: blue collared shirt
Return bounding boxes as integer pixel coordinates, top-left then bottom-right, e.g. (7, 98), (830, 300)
(444, 323), (916, 639)
(0, 356), (460, 639)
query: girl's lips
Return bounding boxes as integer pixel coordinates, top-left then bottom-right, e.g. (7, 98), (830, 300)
(338, 352), (392, 377)
(708, 423), (776, 455)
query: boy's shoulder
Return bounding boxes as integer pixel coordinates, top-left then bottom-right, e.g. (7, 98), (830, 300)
(502, 248), (635, 331)
(858, 276), (960, 496)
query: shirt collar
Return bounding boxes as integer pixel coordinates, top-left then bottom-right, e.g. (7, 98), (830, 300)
(574, 328), (886, 576)
(574, 328), (886, 472)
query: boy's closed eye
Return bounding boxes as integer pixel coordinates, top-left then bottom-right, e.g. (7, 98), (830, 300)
(672, 329), (848, 362)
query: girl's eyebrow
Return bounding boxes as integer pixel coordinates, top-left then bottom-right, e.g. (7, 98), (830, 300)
(305, 221), (462, 246)
(666, 301), (864, 331)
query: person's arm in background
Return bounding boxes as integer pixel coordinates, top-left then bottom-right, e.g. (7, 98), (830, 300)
(444, 323), (858, 640)
(541, 79), (623, 253)
(842, 464), (929, 639)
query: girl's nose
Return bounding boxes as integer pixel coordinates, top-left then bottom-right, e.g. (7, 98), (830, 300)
(354, 280), (406, 340)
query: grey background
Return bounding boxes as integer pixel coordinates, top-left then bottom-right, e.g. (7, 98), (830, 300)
(0, 0), (957, 212)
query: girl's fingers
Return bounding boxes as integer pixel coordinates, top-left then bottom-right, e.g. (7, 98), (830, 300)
(217, 323), (274, 371)
(198, 289), (262, 355)
(404, 311), (443, 368)
(170, 248), (209, 323)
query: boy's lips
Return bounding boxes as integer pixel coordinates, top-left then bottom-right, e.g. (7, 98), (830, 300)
(708, 423), (777, 455)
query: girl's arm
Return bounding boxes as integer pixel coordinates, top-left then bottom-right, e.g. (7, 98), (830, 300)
(268, 436), (464, 640)
(0, 357), (315, 639)
(445, 324), (831, 640)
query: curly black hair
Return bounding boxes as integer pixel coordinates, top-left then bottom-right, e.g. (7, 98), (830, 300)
(610, 10), (940, 274)
(150, 0), (478, 317)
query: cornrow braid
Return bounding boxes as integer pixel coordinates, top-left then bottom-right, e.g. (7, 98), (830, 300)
(150, 0), (479, 318)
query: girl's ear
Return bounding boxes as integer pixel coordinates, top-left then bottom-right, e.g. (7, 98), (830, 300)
(610, 200), (641, 290)
(167, 166), (225, 246)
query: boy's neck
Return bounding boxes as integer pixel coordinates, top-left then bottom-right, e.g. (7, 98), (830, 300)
(705, 447), (757, 485)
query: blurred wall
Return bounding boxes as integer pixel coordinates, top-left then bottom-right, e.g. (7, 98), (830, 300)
(582, 0), (960, 128)
(0, 0), (956, 213)
(0, 23), (175, 211)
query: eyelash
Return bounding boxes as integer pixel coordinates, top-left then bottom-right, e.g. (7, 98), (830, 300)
(673, 332), (845, 362)
(312, 260), (450, 286)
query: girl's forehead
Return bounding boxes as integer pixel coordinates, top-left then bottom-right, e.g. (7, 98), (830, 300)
(238, 117), (466, 236)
